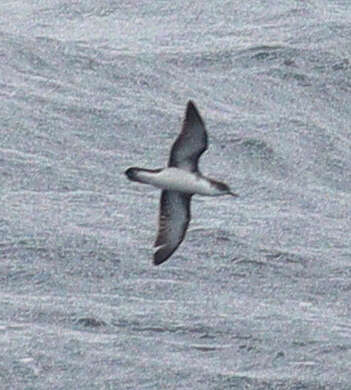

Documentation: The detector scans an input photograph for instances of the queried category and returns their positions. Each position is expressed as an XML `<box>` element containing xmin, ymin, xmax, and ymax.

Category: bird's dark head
<box><xmin>125</xmin><ymin>167</ymin><xmax>139</xmax><ymax>182</ymax></box>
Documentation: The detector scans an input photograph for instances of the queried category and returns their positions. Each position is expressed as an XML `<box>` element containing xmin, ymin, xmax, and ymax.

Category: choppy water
<box><xmin>1</xmin><ymin>1</ymin><xmax>351</xmax><ymax>389</ymax></box>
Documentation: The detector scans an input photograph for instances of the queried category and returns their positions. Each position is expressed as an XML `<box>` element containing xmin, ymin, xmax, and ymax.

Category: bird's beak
<box><xmin>229</xmin><ymin>192</ymin><xmax>239</xmax><ymax>197</ymax></box>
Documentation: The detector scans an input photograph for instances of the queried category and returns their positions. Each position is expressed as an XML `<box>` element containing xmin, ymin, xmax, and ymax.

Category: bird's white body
<box><xmin>135</xmin><ymin>167</ymin><xmax>222</xmax><ymax>196</ymax></box>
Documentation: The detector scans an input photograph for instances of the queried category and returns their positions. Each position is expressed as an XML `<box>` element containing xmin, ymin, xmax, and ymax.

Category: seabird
<box><xmin>125</xmin><ymin>101</ymin><xmax>238</xmax><ymax>265</ymax></box>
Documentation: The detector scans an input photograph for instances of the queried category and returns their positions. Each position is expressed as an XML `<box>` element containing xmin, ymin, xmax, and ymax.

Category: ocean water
<box><xmin>1</xmin><ymin>1</ymin><xmax>351</xmax><ymax>389</ymax></box>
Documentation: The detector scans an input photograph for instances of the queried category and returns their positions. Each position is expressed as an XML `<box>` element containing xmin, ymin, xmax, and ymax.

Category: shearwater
<box><xmin>125</xmin><ymin>101</ymin><xmax>238</xmax><ymax>265</ymax></box>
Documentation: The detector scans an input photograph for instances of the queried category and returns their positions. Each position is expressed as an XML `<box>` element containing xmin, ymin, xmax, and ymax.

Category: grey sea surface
<box><xmin>1</xmin><ymin>1</ymin><xmax>351</xmax><ymax>389</ymax></box>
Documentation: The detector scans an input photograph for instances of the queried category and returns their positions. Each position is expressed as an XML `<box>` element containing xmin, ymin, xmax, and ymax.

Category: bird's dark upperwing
<box><xmin>168</xmin><ymin>101</ymin><xmax>208</xmax><ymax>172</ymax></box>
<box><xmin>154</xmin><ymin>190</ymin><xmax>192</xmax><ymax>265</ymax></box>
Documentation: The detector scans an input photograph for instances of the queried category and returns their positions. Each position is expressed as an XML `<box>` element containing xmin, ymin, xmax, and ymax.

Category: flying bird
<box><xmin>125</xmin><ymin>101</ymin><xmax>238</xmax><ymax>265</ymax></box>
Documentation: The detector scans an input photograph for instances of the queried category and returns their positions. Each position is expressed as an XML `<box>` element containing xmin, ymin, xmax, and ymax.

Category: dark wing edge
<box><xmin>153</xmin><ymin>191</ymin><xmax>192</xmax><ymax>266</ymax></box>
<box><xmin>168</xmin><ymin>101</ymin><xmax>208</xmax><ymax>171</ymax></box>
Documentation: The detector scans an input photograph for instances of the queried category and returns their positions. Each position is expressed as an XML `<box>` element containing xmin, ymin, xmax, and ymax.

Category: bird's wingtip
<box><xmin>153</xmin><ymin>252</ymin><xmax>167</xmax><ymax>266</ymax></box>
<box><xmin>153</xmin><ymin>245</ymin><xmax>174</xmax><ymax>266</ymax></box>
<box><xmin>187</xmin><ymin>100</ymin><xmax>196</xmax><ymax>110</ymax></box>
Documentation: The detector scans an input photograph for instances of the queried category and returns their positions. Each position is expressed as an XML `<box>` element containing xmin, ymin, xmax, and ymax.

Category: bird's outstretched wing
<box><xmin>154</xmin><ymin>190</ymin><xmax>192</xmax><ymax>265</ymax></box>
<box><xmin>168</xmin><ymin>101</ymin><xmax>208</xmax><ymax>172</ymax></box>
